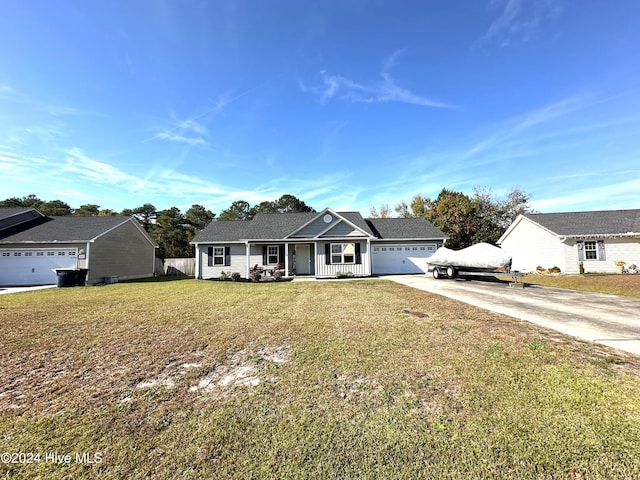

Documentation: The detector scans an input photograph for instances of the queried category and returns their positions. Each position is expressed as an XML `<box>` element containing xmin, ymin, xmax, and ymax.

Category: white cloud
<box><xmin>50</xmin><ymin>189</ymin><xmax>92</xmax><ymax>201</ymax></box>
<box><xmin>309</xmin><ymin>52</ymin><xmax>457</xmax><ymax>109</ymax></box>
<box><xmin>155</xmin><ymin>131</ymin><xmax>206</xmax><ymax>145</ymax></box>
<box><xmin>150</xmin><ymin>112</ymin><xmax>210</xmax><ymax>145</ymax></box>
<box><xmin>531</xmin><ymin>176</ymin><xmax>640</xmax><ymax>212</ymax></box>
<box><xmin>479</xmin><ymin>0</ymin><xmax>565</xmax><ymax>49</ymax></box>
<box><xmin>64</xmin><ymin>147</ymin><xmax>141</xmax><ymax>186</ymax></box>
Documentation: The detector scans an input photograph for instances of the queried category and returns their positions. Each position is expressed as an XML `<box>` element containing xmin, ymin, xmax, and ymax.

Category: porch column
<box><xmin>284</xmin><ymin>243</ymin><xmax>290</xmax><ymax>277</ymax></box>
<box><xmin>366</xmin><ymin>238</ymin><xmax>371</xmax><ymax>275</ymax></box>
<box><xmin>245</xmin><ymin>242</ymin><xmax>250</xmax><ymax>279</ymax></box>
<box><xmin>194</xmin><ymin>244</ymin><xmax>201</xmax><ymax>279</ymax></box>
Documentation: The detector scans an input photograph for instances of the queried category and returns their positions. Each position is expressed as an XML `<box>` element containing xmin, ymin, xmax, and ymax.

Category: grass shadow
<box><xmin>120</xmin><ymin>275</ymin><xmax>194</xmax><ymax>284</ymax></box>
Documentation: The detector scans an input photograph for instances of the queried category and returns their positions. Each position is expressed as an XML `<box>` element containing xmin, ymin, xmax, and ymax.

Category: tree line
<box><xmin>369</xmin><ymin>187</ymin><xmax>535</xmax><ymax>249</ymax></box>
<box><xmin>0</xmin><ymin>194</ymin><xmax>314</xmax><ymax>258</ymax></box>
<box><xmin>1</xmin><ymin>188</ymin><xmax>533</xmax><ymax>257</ymax></box>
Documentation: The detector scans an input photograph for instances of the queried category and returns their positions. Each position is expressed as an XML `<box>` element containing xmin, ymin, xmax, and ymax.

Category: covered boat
<box><xmin>427</xmin><ymin>242</ymin><xmax>512</xmax><ymax>279</ymax></box>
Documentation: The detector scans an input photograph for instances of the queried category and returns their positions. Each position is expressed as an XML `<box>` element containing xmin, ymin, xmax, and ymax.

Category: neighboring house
<box><xmin>191</xmin><ymin>208</ymin><xmax>447</xmax><ymax>279</ymax></box>
<box><xmin>498</xmin><ymin>209</ymin><xmax>640</xmax><ymax>274</ymax></box>
<box><xmin>0</xmin><ymin>208</ymin><xmax>158</xmax><ymax>286</ymax></box>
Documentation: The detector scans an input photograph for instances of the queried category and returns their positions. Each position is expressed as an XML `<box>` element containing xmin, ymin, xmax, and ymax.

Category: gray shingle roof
<box><xmin>365</xmin><ymin>217</ymin><xmax>447</xmax><ymax>240</ymax></box>
<box><xmin>0</xmin><ymin>215</ymin><xmax>135</xmax><ymax>243</ymax></box>
<box><xmin>247</xmin><ymin>212</ymin><xmax>319</xmax><ymax>239</ymax></box>
<box><xmin>525</xmin><ymin>209</ymin><xmax>640</xmax><ymax>236</ymax></box>
<box><xmin>192</xmin><ymin>219</ymin><xmax>254</xmax><ymax>242</ymax></box>
<box><xmin>192</xmin><ymin>211</ymin><xmax>446</xmax><ymax>243</ymax></box>
<box><xmin>0</xmin><ymin>207</ymin><xmax>37</xmax><ymax>219</ymax></box>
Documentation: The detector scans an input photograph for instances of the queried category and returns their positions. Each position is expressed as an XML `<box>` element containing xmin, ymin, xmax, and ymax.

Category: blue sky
<box><xmin>1</xmin><ymin>0</ymin><xmax>639</xmax><ymax>216</ymax></box>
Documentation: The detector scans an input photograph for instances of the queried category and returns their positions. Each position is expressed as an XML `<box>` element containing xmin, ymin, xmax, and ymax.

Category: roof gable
<box><xmin>286</xmin><ymin>209</ymin><xmax>374</xmax><ymax>239</ymax></box>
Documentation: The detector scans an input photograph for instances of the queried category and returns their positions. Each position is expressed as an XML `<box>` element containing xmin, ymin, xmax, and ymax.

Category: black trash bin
<box><xmin>55</xmin><ymin>268</ymin><xmax>78</xmax><ymax>287</ymax></box>
<box><xmin>75</xmin><ymin>269</ymin><xmax>89</xmax><ymax>286</ymax></box>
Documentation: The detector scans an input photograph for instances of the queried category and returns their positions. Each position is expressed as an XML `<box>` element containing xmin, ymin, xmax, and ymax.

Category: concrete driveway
<box><xmin>385</xmin><ymin>274</ymin><xmax>640</xmax><ymax>357</ymax></box>
<box><xmin>0</xmin><ymin>285</ymin><xmax>57</xmax><ymax>295</ymax></box>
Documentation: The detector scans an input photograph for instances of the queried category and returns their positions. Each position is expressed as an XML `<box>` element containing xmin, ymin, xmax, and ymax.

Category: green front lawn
<box><xmin>516</xmin><ymin>273</ymin><xmax>640</xmax><ymax>298</ymax></box>
<box><xmin>1</xmin><ymin>279</ymin><xmax>640</xmax><ymax>479</ymax></box>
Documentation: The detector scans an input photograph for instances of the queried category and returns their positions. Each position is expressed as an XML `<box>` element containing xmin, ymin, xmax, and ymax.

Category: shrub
<box><xmin>273</xmin><ymin>271</ymin><xmax>283</xmax><ymax>281</ymax></box>
<box><xmin>336</xmin><ymin>271</ymin><xmax>354</xmax><ymax>278</ymax></box>
<box><xmin>536</xmin><ymin>265</ymin><xmax>544</xmax><ymax>272</ymax></box>
<box><xmin>550</xmin><ymin>266</ymin><xmax>561</xmax><ymax>273</ymax></box>
<box><xmin>231</xmin><ymin>272</ymin><xmax>242</xmax><ymax>282</ymax></box>
<box><xmin>249</xmin><ymin>270</ymin><xmax>261</xmax><ymax>282</ymax></box>
<box><xmin>578</xmin><ymin>261</ymin><xmax>585</xmax><ymax>274</ymax></box>
<box><xmin>219</xmin><ymin>271</ymin><xmax>229</xmax><ymax>281</ymax></box>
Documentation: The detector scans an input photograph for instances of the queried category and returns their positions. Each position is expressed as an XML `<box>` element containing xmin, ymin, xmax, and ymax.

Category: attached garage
<box><xmin>371</xmin><ymin>243</ymin><xmax>437</xmax><ymax>274</ymax></box>
<box><xmin>0</xmin><ymin>248</ymin><xmax>77</xmax><ymax>286</ymax></box>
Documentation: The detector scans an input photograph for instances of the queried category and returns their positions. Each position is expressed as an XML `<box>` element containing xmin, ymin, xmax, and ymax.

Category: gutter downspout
<box><xmin>245</xmin><ymin>241</ymin><xmax>250</xmax><ymax>279</ymax></box>
<box><xmin>194</xmin><ymin>243</ymin><xmax>201</xmax><ymax>279</ymax></box>
<box><xmin>85</xmin><ymin>242</ymin><xmax>91</xmax><ymax>283</ymax></box>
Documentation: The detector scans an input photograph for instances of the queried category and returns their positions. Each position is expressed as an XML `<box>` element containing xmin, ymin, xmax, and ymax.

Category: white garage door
<box><xmin>371</xmin><ymin>244</ymin><xmax>437</xmax><ymax>274</ymax></box>
<box><xmin>0</xmin><ymin>248</ymin><xmax>77</xmax><ymax>286</ymax></box>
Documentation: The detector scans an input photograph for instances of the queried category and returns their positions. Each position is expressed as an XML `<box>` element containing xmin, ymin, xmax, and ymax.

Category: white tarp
<box><xmin>427</xmin><ymin>243</ymin><xmax>512</xmax><ymax>270</ymax></box>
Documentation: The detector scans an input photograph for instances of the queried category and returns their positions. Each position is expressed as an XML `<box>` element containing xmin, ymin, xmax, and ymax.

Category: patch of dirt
<box><xmin>135</xmin><ymin>345</ymin><xmax>291</xmax><ymax>400</ymax></box>
<box><xmin>333</xmin><ymin>372</ymin><xmax>383</xmax><ymax>401</ymax></box>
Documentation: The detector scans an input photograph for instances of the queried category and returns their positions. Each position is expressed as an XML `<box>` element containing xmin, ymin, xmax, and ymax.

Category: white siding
<box><xmin>199</xmin><ymin>244</ymin><xmax>247</xmax><ymax>279</ymax></box>
<box><xmin>500</xmin><ymin>218</ymin><xmax>564</xmax><ymax>272</ymax></box>
<box><xmin>564</xmin><ymin>238</ymin><xmax>640</xmax><ymax>274</ymax></box>
<box><xmin>315</xmin><ymin>241</ymin><xmax>369</xmax><ymax>277</ymax></box>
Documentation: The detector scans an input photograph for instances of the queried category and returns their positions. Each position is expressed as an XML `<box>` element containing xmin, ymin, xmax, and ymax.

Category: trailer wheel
<box><xmin>432</xmin><ymin>268</ymin><xmax>440</xmax><ymax>279</ymax></box>
<box><xmin>446</xmin><ymin>266</ymin><xmax>456</xmax><ymax>278</ymax></box>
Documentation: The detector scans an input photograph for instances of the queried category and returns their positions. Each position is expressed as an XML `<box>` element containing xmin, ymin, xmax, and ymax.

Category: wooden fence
<box><xmin>156</xmin><ymin>258</ymin><xmax>196</xmax><ymax>276</ymax></box>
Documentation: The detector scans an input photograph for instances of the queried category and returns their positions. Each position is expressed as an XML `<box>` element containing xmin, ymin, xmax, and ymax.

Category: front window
<box><xmin>213</xmin><ymin>247</ymin><xmax>225</xmax><ymax>265</ymax></box>
<box><xmin>584</xmin><ymin>241</ymin><xmax>598</xmax><ymax>260</ymax></box>
<box><xmin>267</xmin><ymin>246</ymin><xmax>279</xmax><ymax>265</ymax></box>
<box><xmin>331</xmin><ymin>243</ymin><xmax>355</xmax><ymax>264</ymax></box>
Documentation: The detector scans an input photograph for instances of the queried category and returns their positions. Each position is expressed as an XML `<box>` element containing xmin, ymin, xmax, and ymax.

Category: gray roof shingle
<box><xmin>0</xmin><ymin>207</ymin><xmax>37</xmax><ymax>219</ymax></box>
<box><xmin>365</xmin><ymin>217</ymin><xmax>447</xmax><ymax>240</ymax></box>
<box><xmin>525</xmin><ymin>209</ymin><xmax>640</xmax><ymax>236</ymax></box>
<box><xmin>0</xmin><ymin>215</ymin><xmax>135</xmax><ymax>243</ymax></box>
<box><xmin>192</xmin><ymin>211</ymin><xmax>446</xmax><ymax>243</ymax></box>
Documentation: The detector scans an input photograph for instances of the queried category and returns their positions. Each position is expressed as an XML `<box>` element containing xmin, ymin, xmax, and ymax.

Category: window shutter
<box><xmin>325</xmin><ymin>243</ymin><xmax>331</xmax><ymax>265</ymax></box>
<box><xmin>597</xmin><ymin>240</ymin><xmax>606</xmax><ymax>261</ymax></box>
<box><xmin>355</xmin><ymin>242</ymin><xmax>361</xmax><ymax>264</ymax></box>
<box><xmin>279</xmin><ymin>245</ymin><xmax>285</xmax><ymax>263</ymax></box>
<box><xmin>207</xmin><ymin>247</ymin><xmax>213</xmax><ymax>267</ymax></box>
<box><xmin>577</xmin><ymin>241</ymin><xmax>585</xmax><ymax>262</ymax></box>
<box><xmin>224</xmin><ymin>246</ymin><xmax>231</xmax><ymax>266</ymax></box>
<box><xmin>262</xmin><ymin>246</ymin><xmax>267</xmax><ymax>265</ymax></box>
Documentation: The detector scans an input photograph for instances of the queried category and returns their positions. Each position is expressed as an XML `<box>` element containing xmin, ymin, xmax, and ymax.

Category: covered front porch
<box><xmin>244</xmin><ymin>242</ymin><xmax>316</xmax><ymax>278</ymax></box>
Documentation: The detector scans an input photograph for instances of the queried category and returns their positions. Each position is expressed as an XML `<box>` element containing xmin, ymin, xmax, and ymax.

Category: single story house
<box><xmin>498</xmin><ymin>209</ymin><xmax>640</xmax><ymax>274</ymax></box>
<box><xmin>0</xmin><ymin>207</ymin><xmax>158</xmax><ymax>286</ymax></box>
<box><xmin>191</xmin><ymin>208</ymin><xmax>447</xmax><ymax>279</ymax></box>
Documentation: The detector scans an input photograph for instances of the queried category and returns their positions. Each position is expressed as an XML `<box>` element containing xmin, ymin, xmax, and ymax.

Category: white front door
<box><xmin>296</xmin><ymin>244</ymin><xmax>312</xmax><ymax>275</ymax></box>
